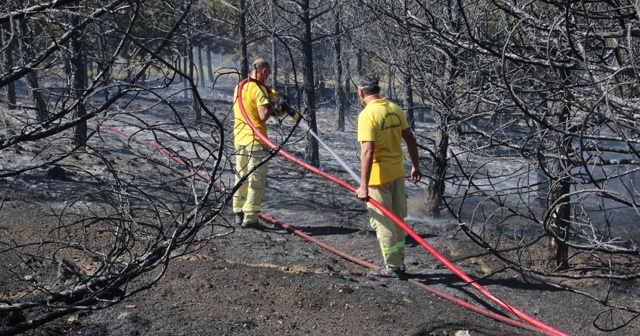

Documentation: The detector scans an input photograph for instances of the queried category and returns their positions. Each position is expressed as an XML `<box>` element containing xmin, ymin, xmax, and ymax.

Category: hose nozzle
<box><xmin>279</xmin><ymin>99</ymin><xmax>300</xmax><ymax>121</ymax></box>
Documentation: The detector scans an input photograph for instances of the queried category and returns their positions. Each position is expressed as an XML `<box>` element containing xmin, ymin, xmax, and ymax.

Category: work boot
<box><xmin>241</xmin><ymin>220</ymin><xmax>259</xmax><ymax>229</ymax></box>
<box><xmin>234</xmin><ymin>213</ymin><xmax>244</xmax><ymax>226</ymax></box>
<box><xmin>369</xmin><ymin>268</ymin><xmax>401</xmax><ymax>279</ymax></box>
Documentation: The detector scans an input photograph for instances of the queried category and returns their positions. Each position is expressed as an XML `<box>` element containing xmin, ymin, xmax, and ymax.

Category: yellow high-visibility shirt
<box><xmin>233</xmin><ymin>80</ymin><xmax>271</xmax><ymax>146</ymax></box>
<box><xmin>357</xmin><ymin>98</ymin><xmax>409</xmax><ymax>186</ymax></box>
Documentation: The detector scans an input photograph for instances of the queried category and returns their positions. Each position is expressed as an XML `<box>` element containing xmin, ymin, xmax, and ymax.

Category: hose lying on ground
<box><xmin>235</xmin><ymin>77</ymin><xmax>569</xmax><ymax>336</ymax></box>
<box><xmin>99</xmin><ymin>80</ymin><xmax>569</xmax><ymax>335</ymax></box>
<box><xmin>102</xmin><ymin>118</ymin><xmax>550</xmax><ymax>334</ymax></box>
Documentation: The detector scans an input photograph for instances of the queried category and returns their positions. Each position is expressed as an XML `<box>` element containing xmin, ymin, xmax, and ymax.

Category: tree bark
<box><xmin>355</xmin><ymin>49</ymin><xmax>362</xmax><ymax>76</ymax></box>
<box><xmin>239</xmin><ymin>0</ymin><xmax>248</xmax><ymax>79</ymax></box>
<box><xmin>426</xmin><ymin>108</ymin><xmax>448</xmax><ymax>217</ymax></box>
<box><xmin>403</xmin><ymin>72</ymin><xmax>414</xmax><ymax>131</ymax></box>
<box><xmin>1</xmin><ymin>20</ymin><xmax>17</xmax><ymax>110</ymax></box>
<box><xmin>417</xmin><ymin>93</ymin><xmax>427</xmax><ymax>123</ymax></box>
<box><xmin>333</xmin><ymin>10</ymin><xmax>344</xmax><ymax>132</ymax></box>
<box><xmin>97</xmin><ymin>22</ymin><xmax>112</xmax><ymax>101</ymax></box>
<box><xmin>70</xmin><ymin>15</ymin><xmax>87</xmax><ymax>148</ymax></box>
<box><xmin>269</xmin><ymin>9</ymin><xmax>278</xmax><ymax>90</ymax></box>
<box><xmin>18</xmin><ymin>13</ymin><xmax>47</xmax><ymax>121</ymax></box>
<box><xmin>547</xmin><ymin>68</ymin><xmax>572</xmax><ymax>270</ymax></box>
<box><xmin>182</xmin><ymin>43</ymin><xmax>189</xmax><ymax>100</ymax></box>
<box><xmin>548</xmin><ymin>166</ymin><xmax>571</xmax><ymax>270</ymax></box>
<box><xmin>271</xmin><ymin>37</ymin><xmax>278</xmax><ymax>90</ymax></box>
<box><xmin>425</xmin><ymin>54</ymin><xmax>458</xmax><ymax>217</ymax></box>
<box><xmin>197</xmin><ymin>44</ymin><xmax>205</xmax><ymax>88</ymax></box>
<box><xmin>188</xmin><ymin>42</ymin><xmax>201</xmax><ymax>120</ymax></box>
<box><xmin>206</xmin><ymin>43</ymin><xmax>214</xmax><ymax>84</ymax></box>
<box><xmin>302</xmin><ymin>0</ymin><xmax>319</xmax><ymax>167</ymax></box>
<box><xmin>387</xmin><ymin>63</ymin><xmax>394</xmax><ymax>101</ymax></box>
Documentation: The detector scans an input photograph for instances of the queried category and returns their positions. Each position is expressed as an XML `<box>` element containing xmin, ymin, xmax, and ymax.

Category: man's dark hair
<box><xmin>358</xmin><ymin>74</ymin><xmax>380</xmax><ymax>95</ymax></box>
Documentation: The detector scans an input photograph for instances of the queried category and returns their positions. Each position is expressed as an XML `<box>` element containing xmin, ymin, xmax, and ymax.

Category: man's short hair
<box><xmin>252</xmin><ymin>58</ymin><xmax>270</xmax><ymax>71</ymax></box>
<box><xmin>358</xmin><ymin>74</ymin><xmax>380</xmax><ymax>94</ymax></box>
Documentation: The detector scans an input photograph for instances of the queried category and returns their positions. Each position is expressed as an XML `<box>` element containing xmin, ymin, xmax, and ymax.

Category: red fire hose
<box><xmin>236</xmin><ymin>77</ymin><xmax>569</xmax><ymax>336</ymax></box>
<box><xmin>259</xmin><ymin>214</ymin><xmax>550</xmax><ymax>334</ymax></box>
<box><xmin>99</xmin><ymin>119</ymin><xmax>557</xmax><ymax>334</ymax></box>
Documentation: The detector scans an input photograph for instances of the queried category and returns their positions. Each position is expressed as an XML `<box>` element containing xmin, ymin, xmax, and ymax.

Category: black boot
<box><xmin>234</xmin><ymin>213</ymin><xmax>244</xmax><ymax>226</ymax></box>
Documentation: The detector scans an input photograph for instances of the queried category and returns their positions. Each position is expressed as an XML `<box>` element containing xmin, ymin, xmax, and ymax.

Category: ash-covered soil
<box><xmin>2</xmin><ymin>168</ymin><xmax>638</xmax><ymax>336</ymax></box>
<box><xmin>2</xmin><ymin>91</ymin><xmax>639</xmax><ymax>336</ymax></box>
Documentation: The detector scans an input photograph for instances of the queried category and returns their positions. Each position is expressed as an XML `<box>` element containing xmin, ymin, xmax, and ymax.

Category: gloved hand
<box><xmin>277</xmin><ymin>94</ymin><xmax>300</xmax><ymax>121</ymax></box>
<box><xmin>269</xmin><ymin>91</ymin><xmax>283</xmax><ymax>115</ymax></box>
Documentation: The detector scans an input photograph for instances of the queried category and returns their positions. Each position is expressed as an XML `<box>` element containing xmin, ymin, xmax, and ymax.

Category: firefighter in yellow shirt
<box><xmin>355</xmin><ymin>73</ymin><xmax>422</xmax><ymax>278</ymax></box>
<box><xmin>232</xmin><ymin>58</ymin><xmax>282</xmax><ymax>228</ymax></box>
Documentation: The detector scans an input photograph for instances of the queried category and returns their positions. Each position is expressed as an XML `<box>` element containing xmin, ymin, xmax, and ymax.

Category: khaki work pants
<box><xmin>366</xmin><ymin>177</ymin><xmax>407</xmax><ymax>271</ymax></box>
<box><xmin>233</xmin><ymin>144</ymin><xmax>269</xmax><ymax>223</ymax></box>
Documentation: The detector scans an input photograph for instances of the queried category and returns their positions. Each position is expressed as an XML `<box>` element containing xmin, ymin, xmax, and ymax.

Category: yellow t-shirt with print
<box><xmin>233</xmin><ymin>80</ymin><xmax>272</xmax><ymax>146</ymax></box>
<box><xmin>357</xmin><ymin>98</ymin><xmax>409</xmax><ymax>186</ymax></box>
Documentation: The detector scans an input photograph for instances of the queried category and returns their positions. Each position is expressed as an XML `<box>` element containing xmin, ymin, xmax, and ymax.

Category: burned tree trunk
<box><xmin>206</xmin><ymin>43</ymin><xmax>214</xmax><ymax>83</ymax></box>
<box><xmin>333</xmin><ymin>9</ymin><xmax>344</xmax><ymax>132</ymax></box>
<box><xmin>1</xmin><ymin>19</ymin><xmax>17</xmax><ymax>110</ymax></box>
<box><xmin>546</xmin><ymin>68</ymin><xmax>573</xmax><ymax>270</ymax></box>
<box><xmin>404</xmin><ymin>72</ymin><xmax>414</xmax><ymax>131</ymax></box>
<box><xmin>239</xmin><ymin>0</ymin><xmax>248</xmax><ymax>79</ymax></box>
<box><xmin>69</xmin><ymin>14</ymin><xmax>87</xmax><ymax>147</ymax></box>
<box><xmin>18</xmin><ymin>14</ymin><xmax>47</xmax><ymax>121</ymax></box>
<box><xmin>426</xmin><ymin>108</ymin><xmax>448</xmax><ymax>217</ymax></box>
<box><xmin>302</xmin><ymin>0</ymin><xmax>319</xmax><ymax>167</ymax></box>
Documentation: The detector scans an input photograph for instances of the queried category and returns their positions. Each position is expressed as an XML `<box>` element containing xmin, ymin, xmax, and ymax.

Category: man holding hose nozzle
<box><xmin>355</xmin><ymin>73</ymin><xmax>422</xmax><ymax>279</ymax></box>
<box><xmin>232</xmin><ymin>58</ymin><xmax>299</xmax><ymax>228</ymax></box>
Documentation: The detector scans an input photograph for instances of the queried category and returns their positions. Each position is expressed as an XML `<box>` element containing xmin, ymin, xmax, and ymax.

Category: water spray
<box><xmin>278</xmin><ymin>96</ymin><xmax>360</xmax><ymax>184</ymax></box>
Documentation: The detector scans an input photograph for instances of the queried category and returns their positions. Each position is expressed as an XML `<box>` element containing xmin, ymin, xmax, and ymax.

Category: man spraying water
<box><xmin>231</xmin><ymin>58</ymin><xmax>298</xmax><ymax>228</ymax></box>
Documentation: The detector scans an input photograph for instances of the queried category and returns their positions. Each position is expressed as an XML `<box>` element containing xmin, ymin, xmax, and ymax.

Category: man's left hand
<box><xmin>355</xmin><ymin>186</ymin><xmax>369</xmax><ymax>201</ymax></box>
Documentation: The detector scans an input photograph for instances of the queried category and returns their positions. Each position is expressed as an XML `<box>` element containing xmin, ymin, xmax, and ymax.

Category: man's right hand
<box><xmin>411</xmin><ymin>167</ymin><xmax>422</xmax><ymax>184</ymax></box>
